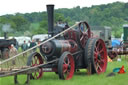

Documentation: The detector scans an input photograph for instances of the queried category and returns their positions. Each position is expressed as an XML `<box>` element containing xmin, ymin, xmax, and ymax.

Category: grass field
<box><xmin>0</xmin><ymin>56</ymin><xmax>128</xmax><ymax>85</ymax></box>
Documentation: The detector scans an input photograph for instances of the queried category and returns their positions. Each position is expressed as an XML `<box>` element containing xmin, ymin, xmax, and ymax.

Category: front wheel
<box><xmin>58</xmin><ymin>52</ymin><xmax>75</xmax><ymax>80</ymax></box>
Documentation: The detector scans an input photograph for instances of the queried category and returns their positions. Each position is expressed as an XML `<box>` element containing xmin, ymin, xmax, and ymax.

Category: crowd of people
<box><xmin>21</xmin><ymin>40</ymin><xmax>37</xmax><ymax>57</ymax></box>
<box><xmin>2</xmin><ymin>39</ymin><xmax>39</xmax><ymax>65</ymax></box>
<box><xmin>8</xmin><ymin>39</ymin><xmax>39</xmax><ymax>59</ymax></box>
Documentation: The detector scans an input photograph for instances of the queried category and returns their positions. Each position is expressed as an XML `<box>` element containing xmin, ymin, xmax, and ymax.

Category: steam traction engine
<box><xmin>108</xmin><ymin>24</ymin><xmax>128</xmax><ymax>59</ymax></box>
<box><xmin>0</xmin><ymin>38</ymin><xmax>16</xmax><ymax>59</ymax></box>
<box><xmin>27</xmin><ymin>5</ymin><xmax>107</xmax><ymax>80</ymax></box>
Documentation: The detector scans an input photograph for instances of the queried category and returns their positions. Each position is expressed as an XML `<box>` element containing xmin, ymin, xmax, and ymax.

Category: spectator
<box><xmin>9</xmin><ymin>44</ymin><xmax>18</xmax><ymax>65</ymax></box>
<box><xmin>29</xmin><ymin>40</ymin><xmax>37</xmax><ymax>53</ymax></box>
<box><xmin>28</xmin><ymin>40</ymin><xmax>31</xmax><ymax>47</ymax></box>
<box><xmin>21</xmin><ymin>40</ymin><xmax>28</xmax><ymax>57</ymax></box>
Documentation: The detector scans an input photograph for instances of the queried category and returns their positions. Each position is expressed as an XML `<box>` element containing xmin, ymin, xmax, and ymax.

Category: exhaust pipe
<box><xmin>46</xmin><ymin>5</ymin><xmax>54</xmax><ymax>37</ymax></box>
<box><xmin>4</xmin><ymin>32</ymin><xmax>7</xmax><ymax>39</ymax></box>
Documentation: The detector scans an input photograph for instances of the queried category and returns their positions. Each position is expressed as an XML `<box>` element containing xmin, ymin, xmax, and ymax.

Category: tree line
<box><xmin>0</xmin><ymin>1</ymin><xmax>128</xmax><ymax>37</ymax></box>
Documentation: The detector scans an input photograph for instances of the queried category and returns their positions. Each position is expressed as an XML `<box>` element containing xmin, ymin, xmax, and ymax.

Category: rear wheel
<box><xmin>58</xmin><ymin>52</ymin><xmax>74</xmax><ymax>80</ymax></box>
<box><xmin>27</xmin><ymin>52</ymin><xmax>44</xmax><ymax>79</ymax></box>
<box><xmin>85</xmin><ymin>38</ymin><xmax>107</xmax><ymax>74</ymax></box>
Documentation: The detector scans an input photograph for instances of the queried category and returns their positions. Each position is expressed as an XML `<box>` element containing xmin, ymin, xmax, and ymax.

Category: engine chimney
<box><xmin>4</xmin><ymin>32</ymin><xmax>7</xmax><ymax>39</ymax></box>
<box><xmin>46</xmin><ymin>5</ymin><xmax>54</xmax><ymax>37</ymax></box>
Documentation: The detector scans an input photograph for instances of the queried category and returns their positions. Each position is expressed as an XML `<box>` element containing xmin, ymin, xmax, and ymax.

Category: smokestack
<box><xmin>4</xmin><ymin>32</ymin><xmax>7</xmax><ymax>39</ymax></box>
<box><xmin>123</xmin><ymin>24</ymin><xmax>128</xmax><ymax>41</ymax></box>
<box><xmin>46</xmin><ymin>5</ymin><xmax>54</xmax><ymax>37</ymax></box>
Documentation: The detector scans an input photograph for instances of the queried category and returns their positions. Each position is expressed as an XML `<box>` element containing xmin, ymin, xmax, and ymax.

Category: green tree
<box><xmin>0</xmin><ymin>1</ymin><xmax>128</xmax><ymax>37</ymax></box>
<box><xmin>11</xmin><ymin>15</ymin><xmax>30</xmax><ymax>31</ymax></box>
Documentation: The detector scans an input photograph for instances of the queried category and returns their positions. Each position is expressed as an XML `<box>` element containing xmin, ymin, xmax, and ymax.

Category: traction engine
<box><xmin>108</xmin><ymin>24</ymin><xmax>128</xmax><ymax>59</ymax></box>
<box><xmin>27</xmin><ymin>5</ymin><xmax>107</xmax><ymax>80</ymax></box>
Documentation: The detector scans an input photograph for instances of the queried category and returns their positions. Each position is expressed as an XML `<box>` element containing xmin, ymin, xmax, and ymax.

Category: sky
<box><xmin>0</xmin><ymin>0</ymin><xmax>128</xmax><ymax>16</ymax></box>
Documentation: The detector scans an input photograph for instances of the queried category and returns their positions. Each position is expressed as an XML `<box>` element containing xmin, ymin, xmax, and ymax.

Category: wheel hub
<box><xmin>68</xmin><ymin>65</ymin><xmax>71</xmax><ymax>70</ymax></box>
<box><xmin>98</xmin><ymin>54</ymin><xmax>101</xmax><ymax>60</ymax></box>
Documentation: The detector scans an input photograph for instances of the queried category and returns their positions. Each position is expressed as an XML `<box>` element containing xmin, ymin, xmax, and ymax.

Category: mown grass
<box><xmin>0</xmin><ymin>56</ymin><xmax>128</xmax><ymax>85</ymax></box>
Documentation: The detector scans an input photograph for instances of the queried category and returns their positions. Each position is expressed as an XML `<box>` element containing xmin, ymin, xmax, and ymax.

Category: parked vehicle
<box><xmin>32</xmin><ymin>34</ymin><xmax>48</xmax><ymax>42</ymax></box>
<box><xmin>0</xmin><ymin>38</ymin><xmax>16</xmax><ymax>59</ymax></box>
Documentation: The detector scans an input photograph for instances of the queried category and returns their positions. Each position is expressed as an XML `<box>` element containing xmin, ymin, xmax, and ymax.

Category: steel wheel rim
<box><xmin>31</xmin><ymin>54</ymin><xmax>43</xmax><ymax>79</ymax></box>
<box><xmin>63</xmin><ymin>54</ymin><xmax>74</xmax><ymax>80</ymax></box>
<box><xmin>93</xmin><ymin>39</ymin><xmax>107</xmax><ymax>74</ymax></box>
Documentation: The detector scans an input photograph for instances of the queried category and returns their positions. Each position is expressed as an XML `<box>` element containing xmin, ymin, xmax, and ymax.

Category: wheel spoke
<box><xmin>64</xmin><ymin>59</ymin><xmax>67</xmax><ymax>64</ymax></box>
<box><xmin>35</xmin><ymin>57</ymin><xmax>38</xmax><ymax>64</ymax></box>
<box><xmin>63</xmin><ymin>69</ymin><xmax>67</xmax><ymax>73</ymax></box>
<box><xmin>100</xmin><ymin>54</ymin><xmax>105</xmax><ymax>59</ymax></box>
<box><xmin>95</xmin><ymin>46</ymin><xmax>98</xmax><ymax>52</ymax></box>
<box><xmin>98</xmin><ymin>65</ymin><xmax>102</xmax><ymax>72</ymax></box>
<box><xmin>97</xmin><ymin>42</ymin><xmax>101</xmax><ymax>51</ymax></box>
<box><xmin>67</xmin><ymin>58</ymin><xmax>70</xmax><ymax>65</ymax></box>
<box><xmin>94</xmin><ymin>51</ymin><xmax>97</xmax><ymax>55</ymax></box>
<box><xmin>34</xmin><ymin>72</ymin><xmax>37</xmax><ymax>78</ymax></box>
<box><xmin>94</xmin><ymin>59</ymin><xmax>98</xmax><ymax>64</ymax></box>
<box><xmin>97</xmin><ymin>58</ymin><xmax>104</xmax><ymax>64</ymax></box>
<box><xmin>96</xmin><ymin>63</ymin><xmax>102</xmax><ymax>72</ymax></box>
<box><xmin>63</xmin><ymin>64</ymin><xmax>68</xmax><ymax>73</ymax></box>
<box><xmin>80</xmin><ymin>35</ymin><xmax>84</xmax><ymax>41</ymax></box>
<box><xmin>94</xmin><ymin>51</ymin><xmax>98</xmax><ymax>58</ymax></box>
<box><xmin>99</xmin><ymin>48</ymin><xmax>104</xmax><ymax>54</ymax></box>
<box><xmin>100</xmin><ymin>59</ymin><xmax>104</xmax><ymax>64</ymax></box>
<box><xmin>67</xmin><ymin>70</ymin><xmax>70</xmax><ymax>76</ymax></box>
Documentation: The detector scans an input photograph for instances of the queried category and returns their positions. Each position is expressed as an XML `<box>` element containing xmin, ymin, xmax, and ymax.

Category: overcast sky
<box><xmin>0</xmin><ymin>0</ymin><xmax>128</xmax><ymax>16</ymax></box>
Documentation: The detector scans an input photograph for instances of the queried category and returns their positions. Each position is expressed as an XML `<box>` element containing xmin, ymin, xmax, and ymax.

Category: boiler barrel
<box><xmin>40</xmin><ymin>40</ymin><xmax>78</xmax><ymax>61</ymax></box>
<box><xmin>40</xmin><ymin>40</ymin><xmax>70</xmax><ymax>60</ymax></box>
